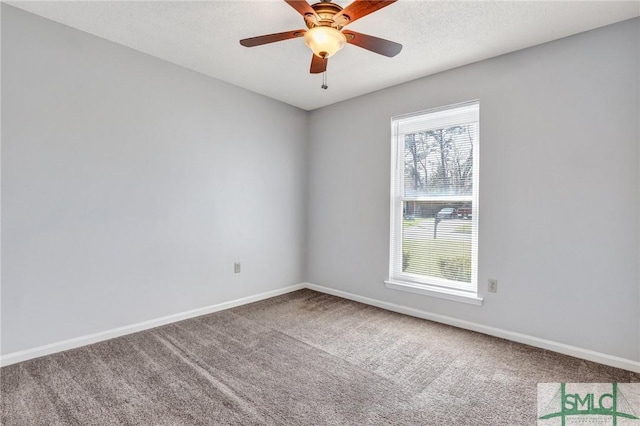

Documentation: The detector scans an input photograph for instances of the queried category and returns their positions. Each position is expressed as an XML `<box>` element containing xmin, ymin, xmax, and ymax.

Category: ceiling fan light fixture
<box><xmin>303</xmin><ymin>26</ymin><xmax>346</xmax><ymax>58</ymax></box>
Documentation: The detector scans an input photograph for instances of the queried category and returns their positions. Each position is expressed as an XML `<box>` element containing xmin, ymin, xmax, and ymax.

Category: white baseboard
<box><xmin>0</xmin><ymin>283</ymin><xmax>305</xmax><ymax>367</ymax></box>
<box><xmin>304</xmin><ymin>283</ymin><xmax>640</xmax><ymax>374</ymax></box>
<box><xmin>4</xmin><ymin>281</ymin><xmax>639</xmax><ymax>374</ymax></box>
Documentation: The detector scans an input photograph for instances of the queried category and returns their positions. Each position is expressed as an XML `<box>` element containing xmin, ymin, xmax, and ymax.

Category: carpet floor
<box><xmin>1</xmin><ymin>289</ymin><xmax>638</xmax><ymax>425</ymax></box>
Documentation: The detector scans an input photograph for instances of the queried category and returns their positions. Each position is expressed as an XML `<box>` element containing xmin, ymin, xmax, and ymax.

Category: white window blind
<box><xmin>389</xmin><ymin>101</ymin><xmax>479</xmax><ymax>297</ymax></box>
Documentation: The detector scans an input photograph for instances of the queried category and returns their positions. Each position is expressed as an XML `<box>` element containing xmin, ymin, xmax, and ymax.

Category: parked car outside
<box><xmin>436</xmin><ymin>207</ymin><xmax>457</xmax><ymax>219</ymax></box>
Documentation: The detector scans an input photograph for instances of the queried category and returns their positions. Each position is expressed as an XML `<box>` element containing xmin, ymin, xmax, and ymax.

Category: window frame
<box><xmin>386</xmin><ymin>101</ymin><xmax>482</xmax><ymax>305</ymax></box>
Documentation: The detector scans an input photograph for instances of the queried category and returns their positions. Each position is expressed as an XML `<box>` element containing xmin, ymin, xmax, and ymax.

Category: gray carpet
<box><xmin>1</xmin><ymin>289</ymin><xmax>638</xmax><ymax>425</ymax></box>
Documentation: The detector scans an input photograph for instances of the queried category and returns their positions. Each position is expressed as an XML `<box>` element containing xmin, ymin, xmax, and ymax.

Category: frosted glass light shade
<box><xmin>304</xmin><ymin>27</ymin><xmax>346</xmax><ymax>58</ymax></box>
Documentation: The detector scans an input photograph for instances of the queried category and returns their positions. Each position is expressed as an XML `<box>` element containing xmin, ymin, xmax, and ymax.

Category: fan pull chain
<box><xmin>321</xmin><ymin>70</ymin><xmax>328</xmax><ymax>90</ymax></box>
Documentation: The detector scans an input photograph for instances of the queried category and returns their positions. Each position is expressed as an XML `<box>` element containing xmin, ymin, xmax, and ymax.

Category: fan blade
<box><xmin>285</xmin><ymin>0</ymin><xmax>317</xmax><ymax>17</ymax></box>
<box><xmin>334</xmin><ymin>0</ymin><xmax>397</xmax><ymax>25</ymax></box>
<box><xmin>310</xmin><ymin>54</ymin><xmax>327</xmax><ymax>74</ymax></box>
<box><xmin>240</xmin><ymin>30</ymin><xmax>305</xmax><ymax>47</ymax></box>
<box><xmin>343</xmin><ymin>30</ymin><xmax>402</xmax><ymax>57</ymax></box>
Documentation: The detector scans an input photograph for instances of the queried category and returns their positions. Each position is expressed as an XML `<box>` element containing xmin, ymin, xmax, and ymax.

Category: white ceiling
<box><xmin>7</xmin><ymin>1</ymin><xmax>640</xmax><ymax>111</ymax></box>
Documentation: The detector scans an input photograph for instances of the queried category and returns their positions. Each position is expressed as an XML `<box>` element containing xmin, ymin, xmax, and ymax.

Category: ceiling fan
<box><xmin>239</xmin><ymin>0</ymin><xmax>402</xmax><ymax>77</ymax></box>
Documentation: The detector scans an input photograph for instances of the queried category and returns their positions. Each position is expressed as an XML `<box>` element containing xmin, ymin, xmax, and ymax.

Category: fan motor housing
<box><xmin>306</xmin><ymin>1</ymin><xmax>346</xmax><ymax>29</ymax></box>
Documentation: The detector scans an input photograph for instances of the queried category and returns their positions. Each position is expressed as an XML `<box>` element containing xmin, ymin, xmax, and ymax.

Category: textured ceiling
<box><xmin>7</xmin><ymin>1</ymin><xmax>640</xmax><ymax>111</ymax></box>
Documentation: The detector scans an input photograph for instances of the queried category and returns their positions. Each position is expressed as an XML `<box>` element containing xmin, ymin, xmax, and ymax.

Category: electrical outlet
<box><xmin>488</xmin><ymin>279</ymin><xmax>498</xmax><ymax>293</ymax></box>
<box><xmin>234</xmin><ymin>262</ymin><xmax>241</xmax><ymax>273</ymax></box>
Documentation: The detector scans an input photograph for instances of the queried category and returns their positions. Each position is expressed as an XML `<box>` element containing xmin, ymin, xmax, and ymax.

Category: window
<box><xmin>387</xmin><ymin>101</ymin><xmax>480</xmax><ymax>304</ymax></box>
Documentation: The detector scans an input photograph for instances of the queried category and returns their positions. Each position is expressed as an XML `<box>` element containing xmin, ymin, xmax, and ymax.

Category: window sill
<box><xmin>385</xmin><ymin>280</ymin><xmax>483</xmax><ymax>306</ymax></box>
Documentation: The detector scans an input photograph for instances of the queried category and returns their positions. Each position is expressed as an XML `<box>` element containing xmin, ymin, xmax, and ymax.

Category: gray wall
<box><xmin>1</xmin><ymin>5</ymin><xmax>308</xmax><ymax>355</ymax></box>
<box><xmin>3</xmin><ymin>4</ymin><xmax>639</xmax><ymax>364</ymax></box>
<box><xmin>307</xmin><ymin>18</ymin><xmax>640</xmax><ymax>361</ymax></box>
